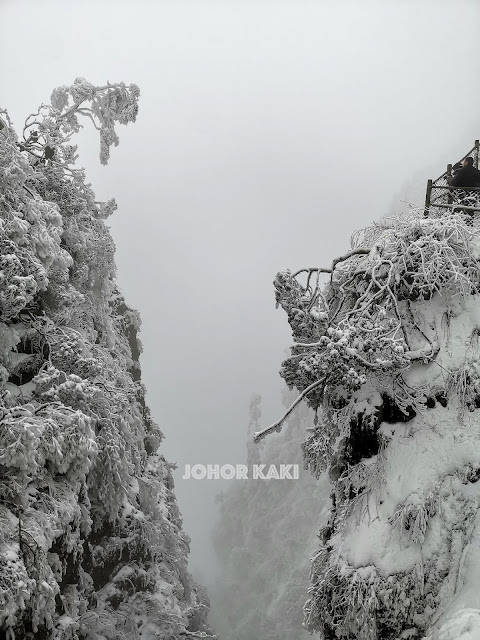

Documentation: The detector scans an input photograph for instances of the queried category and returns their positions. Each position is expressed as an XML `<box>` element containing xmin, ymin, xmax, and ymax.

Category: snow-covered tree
<box><xmin>255</xmin><ymin>210</ymin><xmax>480</xmax><ymax>639</ymax></box>
<box><xmin>0</xmin><ymin>79</ymin><xmax>215</xmax><ymax>640</ymax></box>
<box><xmin>211</xmin><ymin>392</ymin><xmax>330</xmax><ymax>640</ymax></box>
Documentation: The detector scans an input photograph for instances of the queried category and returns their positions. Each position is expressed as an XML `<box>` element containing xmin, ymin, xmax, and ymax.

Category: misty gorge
<box><xmin>1</xmin><ymin>3</ymin><xmax>480</xmax><ymax>640</ymax></box>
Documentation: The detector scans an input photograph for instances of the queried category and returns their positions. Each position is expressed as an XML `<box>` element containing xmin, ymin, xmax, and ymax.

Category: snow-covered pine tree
<box><xmin>0</xmin><ymin>79</ymin><xmax>215</xmax><ymax>640</ymax></box>
<box><xmin>255</xmin><ymin>210</ymin><xmax>480</xmax><ymax>640</ymax></box>
<box><xmin>211</xmin><ymin>392</ymin><xmax>330</xmax><ymax>640</ymax></box>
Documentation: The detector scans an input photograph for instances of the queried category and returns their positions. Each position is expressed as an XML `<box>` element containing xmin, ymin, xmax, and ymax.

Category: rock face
<box><xmin>211</xmin><ymin>392</ymin><xmax>330</xmax><ymax>640</ymax></box>
<box><xmin>260</xmin><ymin>212</ymin><xmax>480</xmax><ymax>639</ymax></box>
<box><xmin>0</xmin><ymin>82</ymin><xmax>215</xmax><ymax>639</ymax></box>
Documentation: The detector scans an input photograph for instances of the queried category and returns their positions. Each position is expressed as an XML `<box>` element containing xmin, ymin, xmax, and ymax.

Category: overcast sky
<box><xmin>1</xmin><ymin>0</ymin><xmax>480</xmax><ymax>585</ymax></box>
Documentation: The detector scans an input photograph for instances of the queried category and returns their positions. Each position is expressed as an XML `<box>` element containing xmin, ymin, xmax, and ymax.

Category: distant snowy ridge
<box><xmin>0</xmin><ymin>80</ymin><xmax>215</xmax><ymax>640</ymax></box>
<box><xmin>257</xmin><ymin>210</ymin><xmax>480</xmax><ymax>639</ymax></box>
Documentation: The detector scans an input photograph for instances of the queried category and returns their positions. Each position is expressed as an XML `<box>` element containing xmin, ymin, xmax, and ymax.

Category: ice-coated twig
<box><xmin>292</xmin><ymin>267</ymin><xmax>332</xmax><ymax>278</ymax></box>
<box><xmin>253</xmin><ymin>379</ymin><xmax>323</xmax><ymax>443</ymax></box>
<box><xmin>330</xmin><ymin>248</ymin><xmax>371</xmax><ymax>280</ymax></box>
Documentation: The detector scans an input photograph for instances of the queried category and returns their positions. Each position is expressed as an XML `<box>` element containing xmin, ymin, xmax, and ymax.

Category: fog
<box><xmin>1</xmin><ymin>0</ymin><xmax>479</xmax><ymax>590</ymax></box>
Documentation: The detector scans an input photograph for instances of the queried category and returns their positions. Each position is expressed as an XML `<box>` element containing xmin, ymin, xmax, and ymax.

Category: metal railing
<box><xmin>424</xmin><ymin>140</ymin><xmax>480</xmax><ymax>217</ymax></box>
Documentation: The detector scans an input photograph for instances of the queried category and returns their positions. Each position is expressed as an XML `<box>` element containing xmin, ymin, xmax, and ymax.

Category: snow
<box><xmin>338</xmin><ymin>302</ymin><xmax>480</xmax><ymax>623</ymax></box>
<box><xmin>425</xmin><ymin>609</ymin><xmax>480</xmax><ymax>640</ymax></box>
<box><xmin>404</xmin><ymin>292</ymin><xmax>480</xmax><ymax>390</ymax></box>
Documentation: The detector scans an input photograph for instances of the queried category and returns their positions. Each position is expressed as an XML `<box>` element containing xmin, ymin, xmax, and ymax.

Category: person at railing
<box><xmin>447</xmin><ymin>157</ymin><xmax>480</xmax><ymax>223</ymax></box>
<box><xmin>448</xmin><ymin>156</ymin><xmax>480</xmax><ymax>188</ymax></box>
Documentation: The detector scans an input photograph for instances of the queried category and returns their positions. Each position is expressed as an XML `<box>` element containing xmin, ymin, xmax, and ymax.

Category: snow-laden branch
<box><xmin>254</xmin><ymin>335</ymin><xmax>439</xmax><ymax>444</ymax></box>
<box><xmin>20</xmin><ymin>77</ymin><xmax>140</xmax><ymax>167</ymax></box>
<box><xmin>291</xmin><ymin>249</ymin><xmax>371</xmax><ymax>289</ymax></box>
<box><xmin>253</xmin><ymin>379</ymin><xmax>323</xmax><ymax>443</ymax></box>
<box><xmin>330</xmin><ymin>247</ymin><xmax>371</xmax><ymax>277</ymax></box>
<box><xmin>259</xmin><ymin>213</ymin><xmax>476</xmax><ymax>448</ymax></box>
<box><xmin>404</xmin><ymin>341</ymin><xmax>440</xmax><ymax>362</ymax></box>
<box><xmin>292</xmin><ymin>267</ymin><xmax>332</xmax><ymax>278</ymax></box>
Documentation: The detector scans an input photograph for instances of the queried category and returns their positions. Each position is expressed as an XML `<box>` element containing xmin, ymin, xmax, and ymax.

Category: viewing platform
<box><xmin>424</xmin><ymin>140</ymin><xmax>480</xmax><ymax>217</ymax></box>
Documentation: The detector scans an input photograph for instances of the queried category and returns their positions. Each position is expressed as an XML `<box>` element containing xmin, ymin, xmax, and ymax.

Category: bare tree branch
<box><xmin>330</xmin><ymin>248</ymin><xmax>371</xmax><ymax>277</ymax></box>
<box><xmin>253</xmin><ymin>379</ymin><xmax>323</xmax><ymax>443</ymax></box>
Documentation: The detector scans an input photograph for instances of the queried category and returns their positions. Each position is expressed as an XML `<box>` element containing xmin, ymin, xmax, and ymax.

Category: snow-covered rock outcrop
<box><xmin>0</xmin><ymin>80</ymin><xmax>215</xmax><ymax>640</ymax></box>
<box><xmin>255</xmin><ymin>212</ymin><xmax>480</xmax><ymax>639</ymax></box>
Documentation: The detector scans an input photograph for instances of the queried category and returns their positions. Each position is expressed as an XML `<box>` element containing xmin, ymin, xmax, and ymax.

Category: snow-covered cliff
<box><xmin>0</xmin><ymin>80</ymin><xmax>215</xmax><ymax>640</ymax></box>
<box><xmin>255</xmin><ymin>210</ymin><xmax>480</xmax><ymax>639</ymax></box>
